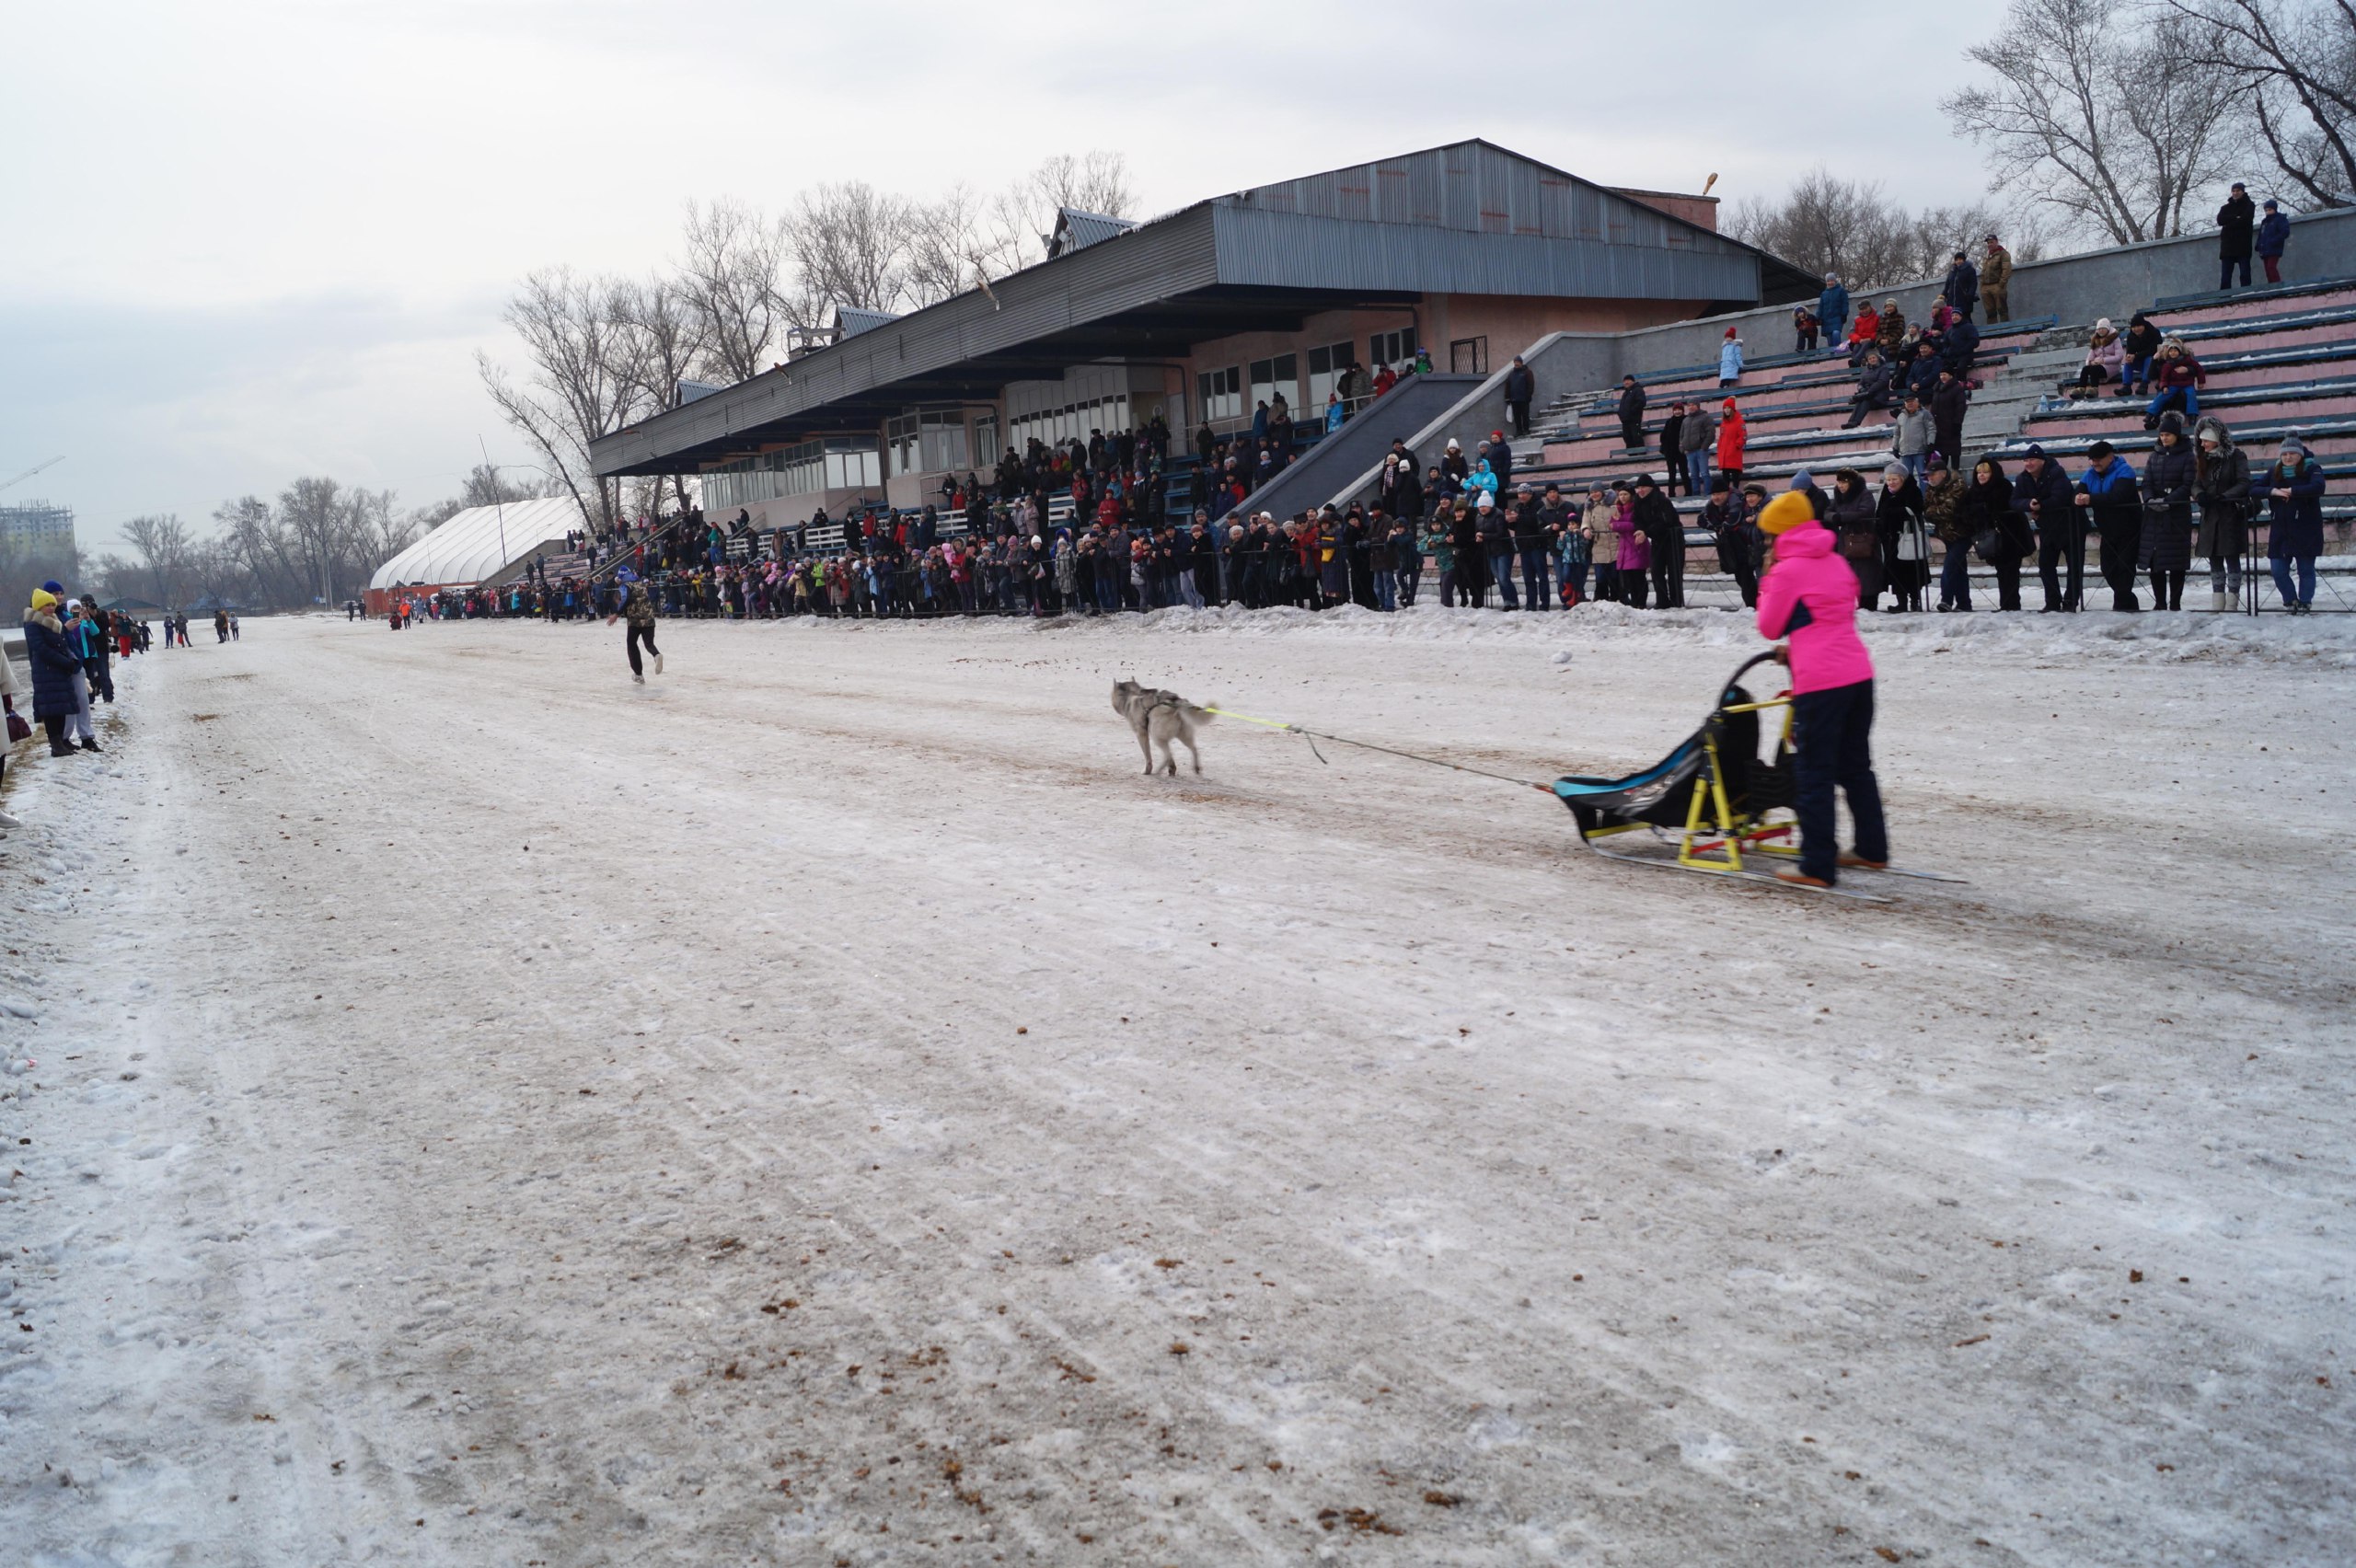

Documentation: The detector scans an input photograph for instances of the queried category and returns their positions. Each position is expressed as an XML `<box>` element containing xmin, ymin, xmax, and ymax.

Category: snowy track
<box><xmin>3</xmin><ymin>607</ymin><xmax>2351</xmax><ymax>1565</ymax></box>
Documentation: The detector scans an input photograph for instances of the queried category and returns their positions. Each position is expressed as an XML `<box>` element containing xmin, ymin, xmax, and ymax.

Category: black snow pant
<box><xmin>1792</xmin><ymin>678</ymin><xmax>1888</xmax><ymax>884</ymax></box>
<box><xmin>2038</xmin><ymin>527</ymin><xmax>2084</xmax><ymax>610</ymax></box>
<box><xmin>2096</xmin><ymin>520</ymin><xmax>2142</xmax><ymax>610</ymax></box>
<box><xmin>627</xmin><ymin>622</ymin><xmax>660</xmax><ymax>675</ymax></box>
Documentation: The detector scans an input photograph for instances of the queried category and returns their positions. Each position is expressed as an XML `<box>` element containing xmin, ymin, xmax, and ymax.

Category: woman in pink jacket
<box><xmin>1609</xmin><ymin>482</ymin><xmax>1651</xmax><ymax>608</ymax></box>
<box><xmin>1753</xmin><ymin>490</ymin><xmax>1887</xmax><ymax>887</ymax></box>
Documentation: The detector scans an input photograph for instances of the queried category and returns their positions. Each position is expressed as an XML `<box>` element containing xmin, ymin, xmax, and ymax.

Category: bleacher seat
<box><xmin>1984</xmin><ymin>274</ymin><xmax>2356</xmax><ymax>540</ymax></box>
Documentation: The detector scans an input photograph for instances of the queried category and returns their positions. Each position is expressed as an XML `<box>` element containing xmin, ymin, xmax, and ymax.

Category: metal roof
<box><xmin>1049</xmin><ymin>208</ymin><xmax>1138</xmax><ymax>258</ymax></box>
<box><xmin>591</xmin><ymin>140</ymin><xmax>1811</xmax><ymax>479</ymax></box>
<box><xmin>834</xmin><ymin>306</ymin><xmax>902</xmax><ymax>340</ymax></box>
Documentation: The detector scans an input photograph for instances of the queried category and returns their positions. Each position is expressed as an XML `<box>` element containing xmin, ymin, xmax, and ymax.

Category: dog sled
<box><xmin>1549</xmin><ymin>652</ymin><xmax>1957</xmax><ymax>901</ymax></box>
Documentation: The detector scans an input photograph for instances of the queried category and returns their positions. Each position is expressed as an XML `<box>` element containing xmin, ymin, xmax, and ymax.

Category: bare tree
<box><xmin>477</xmin><ymin>267</ymin><xmax>649</xmax><ymax>535</ymax></box>
<box><xmin>785</xmin><ymin>181</ymin><xmax>914</xmax><ymax>324</ymax></box>
<box><xmin>677</xmin><ymin>201</ymin><xmax>791</xmax><ymax>383</ymax></box>
<box><xmin>1946</xmin><ymin>0</ymin><xmax>2245</xmax><ymax>243</ymax></box>
<box><xmin>121</xmin><ymin>513</ymin><xmax>193</xmax><ymax>608</ymax></box>
<box><xmin>984</xmin><ymin>150</ymin><xmax>1138</xmax><ymax>272</ymax></box>
<box><xmin>348</xmin><ymin>487</ymin><xmax>412</xmax><ymax>581</ymax></box>
<box><xmin>1726</xmin><ymin>169</ymin><xmax>1918</xmax><ymax>286</ymax></box>
<box><xmin>905</xmin><ymin>183</ymin><xmax>997</xmax><ymax>307</ymax></box>
<box><xmin>2158</xmin><ymin>0</ymin><xmax>2356</xmax><ymax>207</ymax></box>
<box><xmin>275</xmin><ymin>477</ymin><xmax>353</xmax><ymax>606</ymax></box>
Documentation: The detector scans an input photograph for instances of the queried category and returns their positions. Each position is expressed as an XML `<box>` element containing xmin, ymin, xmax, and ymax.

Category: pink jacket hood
<box><xmin>1756</xmin><ymin>522</ymin><xmax>1874</xmax><ymax>693</ymax></box>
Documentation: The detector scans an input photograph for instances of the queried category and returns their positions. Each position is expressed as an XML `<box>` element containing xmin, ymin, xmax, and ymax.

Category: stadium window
<box><xmin>1449</xmin><ymin>337</ymin><xmax>1489</xmax><ymax>375</ymax></box>
<box><xmin>1369</xmin><ymin>329</ymin><xmax>1415</xmax><ymax>370</ymax></box>
<box><xmin>1196</xmin><ymin>365</ymin><xmax>1241</xmax><ymax>422</ymax></box>
<box><xmin>1247</xmin><ymin>353</ymin><xmax>1298</xmax><ymax>415</ymax></box>
<box><xmin>1305</xmin><ymin>341</ymin><xmax>1354</xmax><ymax>408</ymax></box>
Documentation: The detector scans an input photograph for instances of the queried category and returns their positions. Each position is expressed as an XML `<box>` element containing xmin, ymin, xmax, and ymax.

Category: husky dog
<box><xmin>1111</xmin><ymin>679</ymin><xmax>1215</xmax><ymax>776</ymax></box>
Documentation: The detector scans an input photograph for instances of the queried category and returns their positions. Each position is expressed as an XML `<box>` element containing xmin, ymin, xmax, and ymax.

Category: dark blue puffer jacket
<box><xmin>22</xmin><ymin>611</ymin><xmax>83</xmax><ymax>720</ymax></box>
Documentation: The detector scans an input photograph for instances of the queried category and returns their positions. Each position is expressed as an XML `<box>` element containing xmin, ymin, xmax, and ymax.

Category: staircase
<box><xmin>1958</xmin><ymin>334</ymin><xmax>2087</xmax><ymax>468</ymax></box>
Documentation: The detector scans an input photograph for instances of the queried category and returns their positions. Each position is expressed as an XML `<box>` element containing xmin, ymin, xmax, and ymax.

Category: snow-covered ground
<box><xmin>4</xmin><ymin>605</ymin><xmax>2351</xmax><ymax>1567</ymax></box>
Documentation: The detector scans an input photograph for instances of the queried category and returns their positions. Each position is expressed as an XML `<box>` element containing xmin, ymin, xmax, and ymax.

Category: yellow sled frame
<box><xmin>1582</xmin><ymin>687</ymin><xmax>1801</xmax><ymax>874</ymax></box>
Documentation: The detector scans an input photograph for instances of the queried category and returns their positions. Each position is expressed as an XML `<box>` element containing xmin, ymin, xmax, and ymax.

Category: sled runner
<box><xmin>1550</xmin><ymin>652</ymin><xmax>1959</xmax><ymax>900</ymax></box>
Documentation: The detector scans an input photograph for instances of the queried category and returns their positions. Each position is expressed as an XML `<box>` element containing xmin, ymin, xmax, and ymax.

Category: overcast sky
<box><xmin>3</xmin><ymin>0</ymin><xmax>1996</xmax><ymax>558</ymax></box>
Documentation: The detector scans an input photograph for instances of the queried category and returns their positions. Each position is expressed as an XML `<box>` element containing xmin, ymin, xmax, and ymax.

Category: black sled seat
<box><xmin>1552</xmin><ymin>652</ymin><xmax>1799</xmax><ymax>872</ymax></box>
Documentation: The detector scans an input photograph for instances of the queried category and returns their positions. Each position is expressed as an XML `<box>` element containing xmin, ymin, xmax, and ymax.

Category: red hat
<box><xmin>1491</xmin><ymin>430</ymin><xmax>1504</xmax><ymax>442</ymax></box>
<box><xmin>1724</xmin><ymin>326</ymin><xmax>1738</xmax><ymax>338</ymax></box>
<box><xmin>1722</xmin><ymin>397</ymin><xmax>1737</xmax><ymax>411</ymax></box>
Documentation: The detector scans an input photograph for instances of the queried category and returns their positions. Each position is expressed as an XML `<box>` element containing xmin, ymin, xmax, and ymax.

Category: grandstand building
<box><xmin>590</xmin><ymin>141</ymin><xmax>1813</xmax><ymax>526</ymax></box>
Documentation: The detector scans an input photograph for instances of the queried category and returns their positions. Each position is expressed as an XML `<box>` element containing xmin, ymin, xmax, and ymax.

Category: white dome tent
<box><xmin>367</xmin><ymin>497</ymin><xmax>582</xmax><ymax>595</ymax></box>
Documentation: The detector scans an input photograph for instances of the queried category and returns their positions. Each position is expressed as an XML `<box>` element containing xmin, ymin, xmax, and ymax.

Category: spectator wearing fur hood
<box><xmin>2192</xmin><ymin>416</ymin><xmax>2251</xmax><ymax>607</ymax></box>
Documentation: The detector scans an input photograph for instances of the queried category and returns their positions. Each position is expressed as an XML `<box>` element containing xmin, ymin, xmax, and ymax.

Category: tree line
<box><xmin>77</xmin><ymin>464</ymin><xmax>560</xmax><ymax>614</ymax></box>
<box><xmin>477</xmin><ymin>151</ymin><xmax>1135</xmax><ymax>539</ymax></box>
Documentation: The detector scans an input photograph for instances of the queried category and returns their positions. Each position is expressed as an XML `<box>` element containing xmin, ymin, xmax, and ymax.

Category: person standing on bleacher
<box><xmin>1941</xmin><ymin>251</ymin><xmax>1980</xmax><ymax>321</ymax></box>
<box><xmin>1617</xmin><ymin>375</ymin><xmax>1646</xmax><ymax>453</ymax></box>
<box><xmin>1979</xmin><ymin>236</ymin><xmax>2013</xmax><ymax>322</ymax></box>
<box><xmin>2217</xmin><ymin>182</ymin><xmax>2257</xmax><ymax>290</ymax></box>
<box><xmin>2256</xmin><ymin>201</ymin><xmax>2290</xmax><ymax>284</ymax></box>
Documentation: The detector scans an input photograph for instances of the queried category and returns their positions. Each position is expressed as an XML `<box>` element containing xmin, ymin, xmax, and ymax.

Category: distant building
<box><xmin>0</xmin><ymin>501</ymin><xmax>75</xmax><ymax>553</ymax></box>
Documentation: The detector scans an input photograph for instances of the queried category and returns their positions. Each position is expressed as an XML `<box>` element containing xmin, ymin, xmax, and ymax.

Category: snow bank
<box><xmin>788</xmin><ymin>599</ymin><xmax>2356</xmax><ymax>668</ymax></box>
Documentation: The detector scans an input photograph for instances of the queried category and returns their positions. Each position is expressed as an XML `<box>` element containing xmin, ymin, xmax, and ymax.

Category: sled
<box><xmin>1549</xmin><ymin>652</ymin><xmax>1959</xmax><ymax>900</ymax></box>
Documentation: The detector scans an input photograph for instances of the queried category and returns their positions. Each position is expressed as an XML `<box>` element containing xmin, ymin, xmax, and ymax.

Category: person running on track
<box><xmin>609</xmin><ymin>579</ymin><xmax>662</xmax><ymax>684</ymax></box>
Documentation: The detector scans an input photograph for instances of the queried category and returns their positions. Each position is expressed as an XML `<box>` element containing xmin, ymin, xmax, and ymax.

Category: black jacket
<box><xmin>2012</xmin><ymin>460</ymin><xmax>2076</xmax><ymax>533</ymax></box>
<box><xmin>1633</xmin><ymin>489</ymin><xmax>1680</xmax><ymax>548</ymax></box>
<box><xmin>1930</xmin><ymin>378</ymin><xmax>1969</xmax><ymax>431</ymax></box>
<box><xmin>1503</xmin><ymin>364</ymin><xmax>1534</xmax><ymax>405</ymax></box>
<box><xmin>2217</xmin><ymin>194</ymin><xmax>2256</xmax><ymax>259</ymax></box>
<box><xmin>1617</xmin><ymin>384</ymin><xmax>1647</xmax><ymax>425</ymax></box>
<box><xmin>2142</xmin><ymin>437</ymin><xmax>2196</xmax><ymax>511</ymax></box>
<box><xmin>1941</xmin><ymin>260</ymin><xmax>1980</xmax><ymax>312</ymax></box>
<box><xmin>1657</xmin><ymin>411</ymin><xmax>1684</xmax><ymax>459</ymax></box>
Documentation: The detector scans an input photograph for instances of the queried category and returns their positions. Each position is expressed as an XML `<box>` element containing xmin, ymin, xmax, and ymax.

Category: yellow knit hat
<box><xmin>1758</xmin><ymin>491</ymin><xmax>1815</xmax><ymax>536</ymax></box>
<box><xmin>29</xmin><ymin>589</ymin><xmax>57</xmax><ymax>611</ymax></box>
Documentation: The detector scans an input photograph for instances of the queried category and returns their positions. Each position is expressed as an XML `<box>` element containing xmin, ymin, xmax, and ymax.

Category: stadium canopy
<box><xmin>590</xmin><ymin>139</ymin><xmax>1815</xmax><ymax>482</ymax></box>
<box><xmin>367</xmin><ymin>497</ymin><xmax>581</xmax><ymax>592</ymax></box>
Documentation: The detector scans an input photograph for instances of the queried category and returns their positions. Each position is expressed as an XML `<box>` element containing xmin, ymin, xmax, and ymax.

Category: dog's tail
<box><xmin>1182</xmin><ymin>702</ymin><xmax>1216</xmax><ymax>725</ymax></box>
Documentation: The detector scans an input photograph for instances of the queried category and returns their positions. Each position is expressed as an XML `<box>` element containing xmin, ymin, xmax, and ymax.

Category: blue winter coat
<box><xmin>2264</xmin><ymin>457</ymin><xmax>2327</xmax><ymax>559</ymax></box>
<box><xmin>2256</xmin><ymin>213</ymin><xmax>2291</xmax><ymax>259</ymax></box>
<box><xmin>22</xmin><ymin>614</ymin><xmax>82</xmax><ymax>720</ymax></box>
<box><xmin>1718</xmin><ymin>340</ymin><xmax>1744</xmax><ymax>380</ymax></box>
<box><xmin>1818</xmin><ymin>283</ymin><xmax>1850</xmax><ymax>329</ymax></box>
